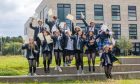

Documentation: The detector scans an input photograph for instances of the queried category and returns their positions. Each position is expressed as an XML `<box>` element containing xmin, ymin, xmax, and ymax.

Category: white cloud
<box><xmin>0</xmin><ymin>0</ymin><xmax>42</xmax><ymax>37</ymax></box>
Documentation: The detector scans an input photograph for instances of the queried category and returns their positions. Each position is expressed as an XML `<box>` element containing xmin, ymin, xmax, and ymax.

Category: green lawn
<box><xmin>0</xmin><ymin>55</ymin><xmax>100</xmax><ymax>76</ymax></box>
<box><xmin>0</xmin><ymin>55</ymin><xmax>139</xmax><ymax>76</ymax></box>
<box><xmin>0</xmin><ymin>79</ymin><xmax>140</xmax><ymax>84</ymax></box>
<box><xmin>39</xmin><ymin>79</ymin><xmax>140</xmax><ymax>84</ymax></box>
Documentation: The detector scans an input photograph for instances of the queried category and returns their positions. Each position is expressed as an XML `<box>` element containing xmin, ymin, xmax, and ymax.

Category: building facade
<box><xmin>24</xmin><ymin>0</ymin><xmax>140</xmax><ymax>54</ymax></box>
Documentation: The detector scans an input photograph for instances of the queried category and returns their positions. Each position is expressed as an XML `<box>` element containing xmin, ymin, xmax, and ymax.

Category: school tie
<box><xmin>77</xmin><ymin>36</ymin><xmax>80</xmax><ymax>50</ymax></box>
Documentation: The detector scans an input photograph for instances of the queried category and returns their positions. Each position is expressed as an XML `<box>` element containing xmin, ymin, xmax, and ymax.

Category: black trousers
<box><xmin>28</xmin><ymin>58</ymin><xmax>36</xmax><ymax>74</ymax></box>
<box><xmin>54</xmin><ymin>50</ymin><xmax>62</xmax><ymax>66</ymax></box>
<box><xmin>87</xmin><ymin>52</ymin><xmax>96</xmax><ymax>72</ymax></box>
<box><xmin>43</xmin><ymin>51</ymin><xmax>52</xmax><ymax>72</ymax></box>
<box><xmin>75</xmin><ymin>50</ymin><xmax>83</xmax><ymax>70</ymax></box>
<box><xmin>35</xmin><ymin>37</ymin><xmax>41</xmax><ymax>66</ymax></box>
<box><xmin>104</xmin><ymin>64</ymin><xmax>113</xmax><ymax>79</ymax></box>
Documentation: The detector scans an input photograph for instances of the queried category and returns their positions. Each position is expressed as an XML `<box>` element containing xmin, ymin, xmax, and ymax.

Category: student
<box><xmin>73</xmin><ymin>30</ymin><xmax>86</xmax><ymax>74</ymax></box>
<box><xmin>100</xmin><ymin>45</ymin><xmax>119</xmax><ymax>79</ymax></box>
<box><xmin>96</xmin><ymin>29</ymin><xmax>111</xmax><ymax>57</ymax></box>
<box><xmin>52</xmin><ymin>30</ymin><xmax>63</xmax><ymax>72</ymax></box>
<box><xmin>30</xmin><ymin>18</ymin><xmax>45</xmax><ymax>67</ymax></box>
<box><xmin>59</xmin><ymin>22</ymin><xmax>70</xmax><ymax>67</ymax></box>
<box><xmin>41</xmin><ymin>30</ymin><xmax>53</xmax><ymax>73</ymax></box>
<box><xmin>22</xmin><ymin>38</ymin><xmax>39</xmax><ymax>76</ymax></box>
<box><xmin>45</xmin><ymin>16</ymin><xmax>59</xmax><ymax>32</ymax></box>
<box><xmin>59</xmin><ymin>22</ymin><xmax>70</xmax><ymax>33</ymax></box>
<box><xmin>85</xmin><ymin>31</ymin><xmax>98</xmax><ymax>72</ymax></box>
<box><xmin>63</xmin><ymin>30</ymin><xmax>75</xmax><ymax>66</ymax></box>
<box><xmin>81</xmin><ymin>17</ymin><xmax>98</xmax><ymax>35</ymax></box>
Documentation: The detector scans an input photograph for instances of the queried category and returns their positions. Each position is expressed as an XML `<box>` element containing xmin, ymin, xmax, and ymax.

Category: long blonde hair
<box><xmin>28</xmin><ymin>38</ymin><xmax>35</xmax><ymax>50</ymax></box>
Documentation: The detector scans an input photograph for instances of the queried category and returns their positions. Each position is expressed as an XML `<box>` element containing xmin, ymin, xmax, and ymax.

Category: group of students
<box><xmin>22</xmin><ymin>15</ymin><xmax>120</xmax><ymax>79</ymax></box>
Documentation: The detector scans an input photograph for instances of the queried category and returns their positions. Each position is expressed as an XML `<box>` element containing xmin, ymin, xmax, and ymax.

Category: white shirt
<box><xmin>65</xmin><ymin>37</ymin><xmax>74</xmax><ymax>50</ymax></box>
<box><xmin>89</xmin><ymin>26</ymin><xmax>95</xmax><ymax>32</ymax></box>
<box><xmin>54</xmin><ymin>36</ymin><xmax>62</xmax><ymax>50</ymax></box>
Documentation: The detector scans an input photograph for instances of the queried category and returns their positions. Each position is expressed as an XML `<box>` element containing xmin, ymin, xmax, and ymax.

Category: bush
<box><xmin>116</xmin><ymin>36</ymin><xmax>133</xmax><ymax>56</ymax></box>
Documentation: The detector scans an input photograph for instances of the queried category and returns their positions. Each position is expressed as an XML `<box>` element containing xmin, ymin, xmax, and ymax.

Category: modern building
<box><xmin>24</xmin><ymin>0</ymin><xmax>140</xmax><ymax>54</ymax></box>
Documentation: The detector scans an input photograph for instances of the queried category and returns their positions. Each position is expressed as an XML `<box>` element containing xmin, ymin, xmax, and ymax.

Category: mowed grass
<box><xmin>0</xmin><ymin>55</ymin><xmax>139</xmax><ymax>76</ymax></box>
<box><xmin>39</xmin><ymin>79</ymin><xmax>140</xmax><ymax>84</ymax></box>
<box><xmin>0</xmin><ymin>55</ymin><xmax>100</xmax><ymax>76</ymax></box>
<box><xmin>0</xmin><ymin>79</ymin><xmax>140</xmax><ymax>84</ymax></box>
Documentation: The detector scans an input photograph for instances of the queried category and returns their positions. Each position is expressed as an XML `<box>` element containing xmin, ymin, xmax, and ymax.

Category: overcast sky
<box><xmin>0</xmin><ymin>0</ymin><xmax>41</xmax><ymax>37</ymax></box>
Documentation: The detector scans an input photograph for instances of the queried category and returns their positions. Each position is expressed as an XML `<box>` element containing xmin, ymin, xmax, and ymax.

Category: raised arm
<box><xmin>45</xmin><ymin>18</ymin><xmax>51</xmax><ymax>27</ymax></box>
<box><xmin>71</xmin><ymin>22</ymin><xmax>75</xmax><ymax>35</ymax></box>
<box><xmin>29</xmin><ymin>23</ymin><xmax>36</xmax><ymax>30</ymax></box>
<box><xmin>81</xmin><ymin>19</ymin><xmax>88</xmax><ymax>27</ymax></box>
<box><xmin>81</xmin><ymin>18</ymin><xmax>89</xmax><ymax>33</ymax></box>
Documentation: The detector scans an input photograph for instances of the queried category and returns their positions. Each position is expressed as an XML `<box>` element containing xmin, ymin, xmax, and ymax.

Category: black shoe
<box><xmin>37</xmin><ymin>63</ymin><xmax>39</xmax><ymax>67</ymax></box>
<box><xmin>46</xmin><ymin>68</ymin><xmax>50</xmax><ymax>73</ymax></box>
<box><xmin>109</xmin><ymin>74</ymin><xmax>112</xmax><ymax>79</ymax></box>
<box><xmin>89</xmin><ymin>67</ymin><xmax>91</xmax><ymax>72</ymax></box>
<box><xmin>92</xmin><ymin>67</ymin><xmax>95</xmax><ymax>72</ymax></box>
<box><xmin>44</xmin><ymin>68</ymin><xmax>47</xmax><ymax>73</ymax></box>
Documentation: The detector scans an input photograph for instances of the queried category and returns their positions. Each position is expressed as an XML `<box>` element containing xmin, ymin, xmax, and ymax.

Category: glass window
<box><xmin>57</xmin><ymin>4</ymin><xmax>71</xmax><ymax>28</ymax></box>
<box><xmin>94</xmin><ymin>4</ymin><xmax>104</xmax><ymax>20</ymax></box>
<box><xmin>129</xmin><ymin>24</ymin><xmax>137</xmax><ymax>39</ymax></box>
<box><xmin>76</xmin><ymin>23</ymin><xmax>85</xmax><ymax>31</ymax></box>
<box><xmin>112</xmin><ymin>5</ymin><xmax>121</xmax><ymax>21</ymax></box>
<box><xmin>76</xmin><ymin>4</ymin><xmax>86</xmax><ymax>20</ymax></box>
<box><xmin>132</xmin><ymin>43</ymin><xmax>140</xmax><ymax>54</ymax></box>
<box><xmin>112</xmin><ymin>24</ymin><xmax>121</xmax><ymax>39</ymax></box>
<box><xmin>128</xmin><ymin>6</ymin><xmax>137</xmax><ymax>21</ymax></box>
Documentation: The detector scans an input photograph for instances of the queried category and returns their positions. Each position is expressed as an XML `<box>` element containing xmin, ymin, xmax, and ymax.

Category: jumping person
<box><xmin>63</xmin><ymin>30</ymin><xmax>75</xmax><ymax>66</ymax></box>
<box><xmin>96</xmin><ymin>29</ymin><xmax>111</xmax><ymax>58</ymax></box>
<box><xmin>81</xmin><ymin>17</ymin><xmax>98</xmax><ymax>35</ymax></box>
<box><xmin>22</xmin><ymin>38</ymin><xmax>39</xmax><ymax>76</ymax></box>
<box><xmin>30</xmin><ymin>18</ymin><xmax>45</xmax><ymax>67</ymax></box>
<box><xmin>41</xmin><ymin>30</ymin><xmax>53</xmax><ymax>73</ymax></box>
<box><xmin>73</xmin><ymin>30</ymin><xmax>86</xmax><ymax>74</ymax></box>
<box><xmin>85</xmin><ymin>31</ymin><xmax>98</xmax><ymax>72</ymax></box>
<box><xmin>100</xmin><ymin>45</ymin><xmax>119</xmax><ymax>79</ymax></box>
<box><xmin>52</xmin><ymin>30</ymin><xmax>63</xmax><ymax>72</ymax></box>
<box><xmin>59</xmin><ymin>22</ymin><xmax>70</xmax><ymax>67</ymax></box>
<box><xmin>45</xmin><ymin>16</ymin><xmax>59</xmax><ymax>32</ymax></box>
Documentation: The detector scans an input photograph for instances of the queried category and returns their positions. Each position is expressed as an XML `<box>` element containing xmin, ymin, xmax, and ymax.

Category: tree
<box><xmin>116</xmin><ymin>36</ymin><xmax>133</xmax><ymax>56</ymax></box>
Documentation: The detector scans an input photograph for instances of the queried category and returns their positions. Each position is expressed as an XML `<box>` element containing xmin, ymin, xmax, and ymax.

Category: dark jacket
<box><xmin>73</xmin><ymin>35</ymin><xmax>86</xmax><ymax>52</ymax></box>
<box><xmin>30</xmin><ymin>23</ymin><xmax>44</xmax><ymax>40</ymax></box>
<box><xmin>95</xmin><ymin>32</ymin><xmax>110</xmax><ymax>43</ymax></box>
<box><xmin>45</xmin><ymin>19</ymin><xmax>59</xmax><ymax>32</ymax></box>
<box><xmin>22</xmin><ymin>44</ymin><xmax>39</xmax><ymax>59</ymax></box>
<box><xmin>86</xmin><ymin>36</ymin><xmax>98</xmax><ymax>52</ymax></box>
<box><xmin>81</xmin><ymin>19</ymin><xmax>98</xmax><ymax>35</ymax></box>
<box><xmin>100</xmin><ymin>52</ymin><xmax>118</xmax><ymax>66</ymax></box>
<box><xmin>41</xmin><ymin>35</ymin><xmax>53</xmax><ymax>53</ymax></box>
<box><xmin>52</xmin><ymin>36</ymin><xmax>64</xmax><ymax>50</ymax></box>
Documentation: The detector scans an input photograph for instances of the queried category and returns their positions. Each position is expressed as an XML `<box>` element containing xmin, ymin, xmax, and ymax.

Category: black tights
<box><xmin>54</xmin><ymin>51</ymin><xmax>62</xmax><ymax>66</ymax></box>
<box><xmin>87</xmin><ymin>53</ymin><xmax>96</xmax><ymax>72</ymax></box>
<box><xmin>43</xmin><ymin>52</ymin><xmax>52</xmax><ymax>72</ymax></box>
<box><xmin>75</xmin><ymin>53</ymin><xmax>83</xmax><ymax>70</ymax></box>
<box><xmin>63</xmin><ymin>53</ymin><xmax>65</xmax><ymax>65</ymax></box>
<box><xmin>36</xmin><ymin>38</ymin><xmax>41</xmax><ymax>67</ymax></box>
<box><xmin>104</xmin><ymin>65</ymin><xmax>112</xmax><ymax>79</ymax></box>
<box><xmin>28</xmin><ymin>59</ymin><xmax>36</xmax><ymax>74</ymax></box>
<box><xmin>36</xmin><ymin>53</ymin><xmax>40</xmax><ymax>67</ymax></box>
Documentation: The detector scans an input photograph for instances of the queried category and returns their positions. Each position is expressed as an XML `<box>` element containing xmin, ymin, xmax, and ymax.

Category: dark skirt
<box><xmin>42</xmin><ymin>50</ymin><xmax>52</xmax><ymax>54</ymax></box>
<box><xmin>54</xmin><ymin>49</ymin><xmax>63</xmax><ymax>52</ymax></box>
<box><xmin>85</xmin><ymin>49</ymin><xmax>96</xmax><ymax>54</ymax></box>
<box><xmin>75</xmin><ymin>50</ymin><xmax>83</xmax><ymax>54</ymax></box>
<box><xmin>64</xmin><ymin>49</ymin><xmax>75</xmax><ymax>56</ymax></box>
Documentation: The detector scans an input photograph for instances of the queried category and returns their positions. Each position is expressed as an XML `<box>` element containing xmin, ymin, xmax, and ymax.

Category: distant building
<box><xmin>24</xmin><ymin>0</ymin><xmax>140</xmax><ymax>54</ymax></box>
